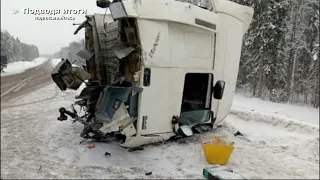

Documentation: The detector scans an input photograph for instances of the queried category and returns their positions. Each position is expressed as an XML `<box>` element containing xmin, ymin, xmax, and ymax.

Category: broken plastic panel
<box><xmin>95</xmin><ymin>86</ymin><xmax>143</xmax><ymax>123</ymax></box>
<box><xmin>178</xmin><ymin>125</ymin><xmax>193</xmax><ymax>137</ymax></box>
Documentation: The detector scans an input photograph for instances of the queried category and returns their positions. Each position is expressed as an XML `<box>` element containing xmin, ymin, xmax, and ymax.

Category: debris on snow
<box><xmin>128</xmin><ymin>147</ymin><xmax>144</xmax><ymax>152</ymax></box>
<box><xmin>38</xmin><ymin>165</ymin><xmax>42</xmax><ymax>172</ymax></box>
<box><xmin>203</xmin><ymin>165</ymin><xmax>247</xmax><ymax>179</ymax></box>
<box><xmin>104</xmin><ymin>151</ymin><xmax>111</xmax><ymax>156</ymax></box>
<box><xmin>234</xmin><ymin>131</ymin><xmax>243</xmax><ymax>137</ymax></box>
<box><xmin>87</xmin><ymin>143</ymin><xmax>95</xmax><ymax>149</ymax></box>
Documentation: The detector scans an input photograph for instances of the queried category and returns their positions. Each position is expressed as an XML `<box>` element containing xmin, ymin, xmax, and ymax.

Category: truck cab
<box><xmin>52</xmin><ymin>0</ymin><xmax>254</xmax><ymax>148</ymax></box>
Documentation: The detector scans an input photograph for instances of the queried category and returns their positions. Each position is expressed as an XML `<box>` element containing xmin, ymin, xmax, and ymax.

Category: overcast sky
<box><xmin>1</xmin><ymin>0</ymin><xmax>108</xmax><ymax>54</ymax></box>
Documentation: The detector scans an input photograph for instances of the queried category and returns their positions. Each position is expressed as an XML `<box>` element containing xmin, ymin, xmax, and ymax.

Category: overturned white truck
<box><xmin>51</xmin><ymin>0</ymin><xmax>253</xmax><ymax>148</ymax></box>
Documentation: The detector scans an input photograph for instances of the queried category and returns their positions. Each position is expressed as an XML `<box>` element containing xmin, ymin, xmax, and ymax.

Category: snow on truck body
<box><xmin>51</xmin><ymin>0</ymin><xmax>253</xmax><ymax>148</ymax></box>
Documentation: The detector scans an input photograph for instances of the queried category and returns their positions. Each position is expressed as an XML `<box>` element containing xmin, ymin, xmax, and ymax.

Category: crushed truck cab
<box><xmin>51</xmin><ymin>0</ymin><xmax>253</xmax><ymax>148</ymax></box>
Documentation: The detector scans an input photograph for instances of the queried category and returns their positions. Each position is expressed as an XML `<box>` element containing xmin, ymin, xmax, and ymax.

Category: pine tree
<box><xmin>1</xmin><ymin>29</ymin><xmax>40</xmax><ymax>62</ymax></box>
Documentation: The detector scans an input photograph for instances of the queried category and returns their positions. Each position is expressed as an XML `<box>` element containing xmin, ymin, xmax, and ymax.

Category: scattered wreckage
<box><xmin>51</xmin><ymin>0</ymin><xmax>253</xmax><ymax>148</ymax></box>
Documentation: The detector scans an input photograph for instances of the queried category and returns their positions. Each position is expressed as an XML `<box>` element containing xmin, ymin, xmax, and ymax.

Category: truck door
<box><xmin>138</xmin><ymin>67</ymin><xmax>174</xmax><ymax>135</ymax></box>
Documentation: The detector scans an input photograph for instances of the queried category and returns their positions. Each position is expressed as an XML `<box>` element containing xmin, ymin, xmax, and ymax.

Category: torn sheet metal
<box><xmin>77</xmin><ymin>50</ymin><xmax>95</xmax><ymax>60</ymax></box>
<box><xmin>62</xmin><ymin>67</ymin><xmax>92</xmax><ymax>90</ymax></box>
<box><xmin>112</xmin><ymin>42</ymin><xmax>135</xmax><ymax>59</ymax></box>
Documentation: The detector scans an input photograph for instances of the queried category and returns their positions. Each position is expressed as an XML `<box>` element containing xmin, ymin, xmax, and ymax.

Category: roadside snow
<box><xmin>51</xmin><ymin>58</ymin><xmax>79</xmax><ymax>67</ymax></box>
<box><xmin>1</xmin><ymin>82</ymin><xmax>319</xmax><ymax>179</ymax></box>
<box><xmin>1</xmin><ymin>57</ymin><xmax>48</xmax><ymax>76</ymax></box>
<box><xmin>51</xmin><ymin>59</ymin><xmax>62</xmax><ymax>67</ymax></box>
<box><xmin>233</xmin><ymin>95</ymin><xmax>319</xmax><ymax>125</ymax></box>
<box><xmin>224</xmin><ymin>115</ymin><xmax>319</xmax><ymax>179</ymax></box>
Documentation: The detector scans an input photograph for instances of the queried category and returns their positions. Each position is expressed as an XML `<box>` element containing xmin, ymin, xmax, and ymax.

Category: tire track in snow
<box><xmin>1</xmin><ymin>85</ymin><xmax>65</xmax><ymax>110</ymax></box>
<box><xmin>1</xmin><ymin>82</ymin><xmax>81</xmax><ymax>179</ymax></box>
<box><xmin>1</xmin><ymin>60</ymin><xmax>55</xmax><ymax>106</ymax></box>
<box><xmin>1</xmin><ymin>60</ymin><xmax>76</xmax><ymax>110</ymax></box>
<box><xmin>1</xmin><ymin>107</ymin><xmax>60</xmax><ymax>130</ymax></box>
<box><xmin>1</xmin><ymin>88</ymin><xmax>76</xmax><ymax>129</ymax></box>
<box><xmin>1</xmin><ymin>60</ymin><xmax>139</xmax><ymax>179</ymax></box>
<box><xmin>12</xmin><ymin>82</ymin><xmax>27</xmax><ymax>93</ymax></box>
<box><xmin>1</xmin><ymin>109</ymin><xmax>148</xmax><ymax>179</ymax></box>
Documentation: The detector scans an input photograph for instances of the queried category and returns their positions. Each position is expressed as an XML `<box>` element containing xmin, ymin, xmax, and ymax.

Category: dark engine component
<box><xmin>51</xmin><ymin>59</ymin><xmax>72</xmax><ymax>91</ymax></box>
<box><xmin>52</xmin><ymin>12</ymin><xmax>143</xmax><ymax>143</ymax></box>
<box><xmin>58</xmin><ymin>107</ymin><xmax>68</xmax><ymax>121</ymax></box>
<box><xmin>58</xmin><ymin>107</ymin><xmax>77</xmax><ymax>121</ymax></box>
<box><xmin>51</xmin><ymin>58</ymin><xmax>92</xmax><ymax>91</ymax></box>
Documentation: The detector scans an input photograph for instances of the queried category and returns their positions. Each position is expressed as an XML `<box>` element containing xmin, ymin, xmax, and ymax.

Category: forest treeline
<box><xmin>1</xmin><ymin>30</ymin><xmax>39</xmax><ymax>62</ymax></box>
<box><xmin>233</xmin><ymin>0</ymin><xmax>319</xmax><ymax>108</ymax></box>
<box><xmin>52</xmin><ymin>39</ymin><xmax>85</xmax><ymax>66</ymax></box>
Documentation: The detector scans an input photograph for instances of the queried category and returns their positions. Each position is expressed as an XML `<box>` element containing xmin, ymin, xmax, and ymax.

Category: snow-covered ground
<box><xmin>233</xmin><ymin>95</ymin><xmax>319</xmax><ymax>125</ymax></box>
<box><xmin>1</xmin><ymin>57</ymin><xmax>48</xmax><ymax>76</ymax></box>
<box><xmin>51</xmin><ymin>58</ymin><xmax>62</xmax><ymax>67</ymax></box>
<box><xmin>1</xmin><ymin>72</ymin><xmax>319</xmax><ymax>179</ymax></box>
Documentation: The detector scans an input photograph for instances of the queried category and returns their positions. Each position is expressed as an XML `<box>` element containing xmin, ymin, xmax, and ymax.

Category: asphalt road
<box><xmin>0</xmin><ymin>60</ymin><xmax>54</xmax><ymax>106</ymax></box>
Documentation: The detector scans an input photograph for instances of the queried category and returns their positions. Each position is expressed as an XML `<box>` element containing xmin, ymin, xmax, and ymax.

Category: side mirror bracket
<box><xmin>213</xmin><ymin>80</ymin><xmax>225</xmax><ymax>100</ymax></box>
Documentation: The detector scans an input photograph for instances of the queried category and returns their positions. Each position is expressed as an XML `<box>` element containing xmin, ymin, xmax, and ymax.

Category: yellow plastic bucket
<box><xmin>201</xmin><ymin>136</ymin><xmax>234</xmax><ymax>165</ymax></box>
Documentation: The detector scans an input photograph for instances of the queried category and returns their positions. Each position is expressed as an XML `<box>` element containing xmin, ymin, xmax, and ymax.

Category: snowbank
<box><xmin>233</xmin><ymin>95</ymin><xmax>319</xmax><ymax>125</ymax></box>
<box><xmin>230</xmin><ymin>107</ymin><xmax>319</xmax><ymax>136</ymax></box>
<box><xmin>1</xmin><ymin>57</ymin><xmax>48</xmax><ymax>76</ymax></box>
<box><xmin>51</xmin><ymin>58</ymin><xmax>62</xmax><ymax>67</ymax></box>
